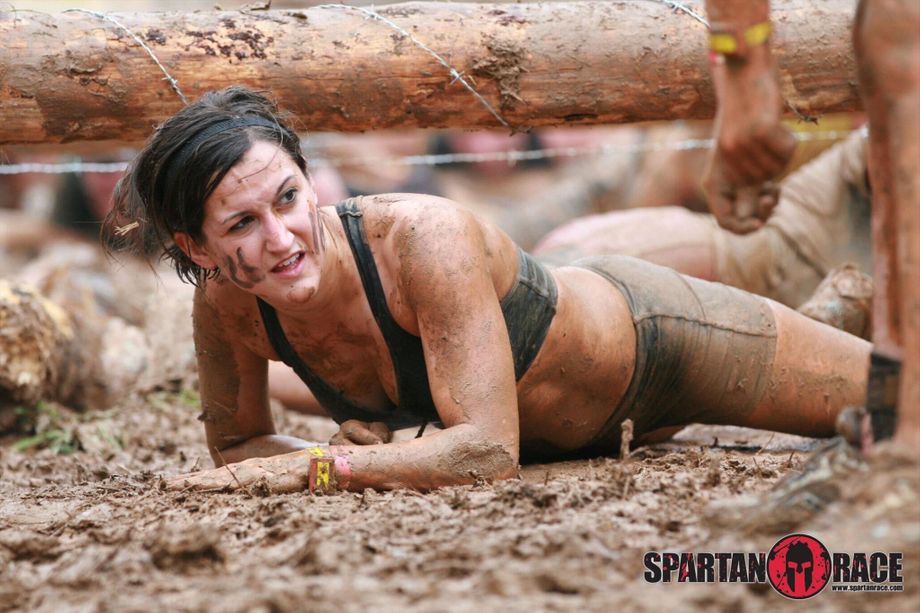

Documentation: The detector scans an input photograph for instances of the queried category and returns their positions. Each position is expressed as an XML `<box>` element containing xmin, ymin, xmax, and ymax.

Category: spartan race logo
<box><xmin>644</xmin><ymin>534</ymin><xmax>904</xmax><ymax>599</ymax></box>
<box><xmin>767</xmin><ymin>534</ymin><xmax>831</xmax><ymax>598</ymax></box>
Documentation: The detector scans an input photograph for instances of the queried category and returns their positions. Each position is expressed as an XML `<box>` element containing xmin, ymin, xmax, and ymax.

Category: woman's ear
<box><xmin>174</xmin><ymin>232</ymin><xmax>218</xmax><ymax>270</ymax></box>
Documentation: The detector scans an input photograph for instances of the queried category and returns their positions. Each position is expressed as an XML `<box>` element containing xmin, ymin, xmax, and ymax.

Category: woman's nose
<box><xmin>264</xmin><ymin>214</ymin><xmax>294</xmax><ymax>251</ymax></box>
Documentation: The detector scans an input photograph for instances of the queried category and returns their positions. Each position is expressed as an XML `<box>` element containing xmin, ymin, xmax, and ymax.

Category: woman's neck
<box><xmin>270</xmin><ymin>206</ymin><xmax>363</xmax><ymax>325</ymax></box>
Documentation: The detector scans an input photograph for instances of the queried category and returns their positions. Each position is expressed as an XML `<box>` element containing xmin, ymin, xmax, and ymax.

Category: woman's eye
<box><xmin>230</xmin><ymin>216</ymin><xmax>253</xmax><ymax>232</ymax></box>
<box><xmin>280</xmin><ymin>188</ymin><xmax>298</xmax><ymax>204</ymax></box>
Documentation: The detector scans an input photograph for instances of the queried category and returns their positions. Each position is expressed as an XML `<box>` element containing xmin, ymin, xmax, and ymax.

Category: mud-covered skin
<box><xmin>165</xmin><ymin>139</ymin><xmax>872</xmax><ymax>493</ymax></box>
<box><xmin>854</xmin><ymin>0</ymin><xmax>920</xmax><ymax>446</ymax></box>
<box><xmin>226</xmin><ymin>247</ymin><xmax>265</xmax><ymax>289</ymax></box>
<box><xmin>534</xmin><ymin>129</ymin><xmax>872</xmax><ymax>310</ymax></box>
<box><xmin>702</xmin><ymin>0</ymin><xmax>796</xmax><ymax>234</ymax></box>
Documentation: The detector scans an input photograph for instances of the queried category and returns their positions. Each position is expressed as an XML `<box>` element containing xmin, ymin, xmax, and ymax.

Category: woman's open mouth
<box><xmin>271</xmin><ymin>251</ymin><xmax>305</xmax><ymax>276</ymax></box>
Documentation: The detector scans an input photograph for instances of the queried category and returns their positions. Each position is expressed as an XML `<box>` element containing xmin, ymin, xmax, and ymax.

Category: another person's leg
<box><xmin>535</xmin><ymin>131</ymin><xmax>870</xmax><ymax>308</ymax></box>
<box><xmin>268</xmin><ymin>361</ymin><xmax>326</xmax><ymax>416</ymax></box>
<box><xmin>533</xmin><ymin>206</ymin><xmax>720</xmax><ymax>279</ymax></box>
<box><xmin>855</xmin><ymin>0</ymin><xmax>920</xmax><ymax>446</ymax></box>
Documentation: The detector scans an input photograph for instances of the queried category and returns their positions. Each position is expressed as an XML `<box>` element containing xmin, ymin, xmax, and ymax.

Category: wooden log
<box><xmin>0</xmin><ymin>280</ymin><xmax>75</xmax><ymax>409</ymax></box>
<box><xmin>0</xmin><ymin>233</ymin><xmax>197</xmax><ymax>426</ymax></box>
<box><xmin>0</xmin><ymin>1</ymin><xmax>858</xmax><ymax>144</ymax></box>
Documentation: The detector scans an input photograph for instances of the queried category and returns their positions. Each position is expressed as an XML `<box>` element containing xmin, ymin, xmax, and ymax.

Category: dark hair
<box><xmin>103</xmin><ymin>86</ymin><xmax>307</xmax><ymax>286</ymax></box>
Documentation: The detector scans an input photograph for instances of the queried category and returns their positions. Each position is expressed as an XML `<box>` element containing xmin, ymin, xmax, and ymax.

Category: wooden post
<box><xmin>0</xmin><ymin>1</ymin><xmax>858</xmax><ymax>144</ymax></box>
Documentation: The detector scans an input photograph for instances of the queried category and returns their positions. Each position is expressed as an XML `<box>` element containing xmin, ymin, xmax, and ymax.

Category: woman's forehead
<box><xmin>212</xmin><ymin>141</ymin><xmax>298</xmax><ymax>201</ymax></box>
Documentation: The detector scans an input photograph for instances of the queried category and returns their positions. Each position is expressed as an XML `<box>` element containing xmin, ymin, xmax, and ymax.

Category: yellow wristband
<box><xmin>744</xmin><ymin>21</ymin><xmax>773</xmax><ymax>47</ymax></box>
<box><xmin>308</xmin><ymin>455</ymin><xmax>334</xmax><ymax>493</ymax></box>
<box><xmin>710</xmin><ymin>32</ymin><xmax>740</xmax><ymax>55</ymax></box>
<box><xmin>710</xmin><ymin>21</ymin><xmax>772</xmax><ymax>57</ymax></box>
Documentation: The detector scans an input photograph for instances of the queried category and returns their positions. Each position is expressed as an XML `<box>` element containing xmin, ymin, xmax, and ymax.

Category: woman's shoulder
<box><xmin>357</xmin><ymin>193</ymin><xmax>519</xmax><ymax>294</ymax></box>
<box><xmin>357</xmin><ymin>193</ymin><xmax>490</xmax><ymax>239</ymax></box>
<box><xmin>193</xmin><ymin>276</ymin><xmax>261</xmax><ymax>337</ymax></box>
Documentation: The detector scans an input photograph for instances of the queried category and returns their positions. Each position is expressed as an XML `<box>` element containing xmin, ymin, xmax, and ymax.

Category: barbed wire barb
<box><xmin>634</xmin><ymin>0</ymin><xmax>710</xmax><ymax>28</ymax></box>
<box><xmin>63</xmin><ymin>8</ymin><xmax>189</xmax><ymax>105</ymax></box>
<box><xmin>315</xmin><ymin>3</ymin><xmax>511</xmax><ymax>130</ymax></box>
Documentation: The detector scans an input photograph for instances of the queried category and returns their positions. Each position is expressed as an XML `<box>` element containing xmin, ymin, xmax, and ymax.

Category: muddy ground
<box><xmin>0</xmin><ymin>232</ymin><xmax>917</xmax><ymax>611</ymax></box>
<box><xmin>2</xmin><ymin>390</ymin><xmax>917</xmax><ymax>612</ymax></box>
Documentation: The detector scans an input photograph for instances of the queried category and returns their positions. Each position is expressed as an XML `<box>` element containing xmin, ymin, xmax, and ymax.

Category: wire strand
<box><xmin>0</xmin><ymin>128</ymin><xmax>862</xmax><ymax>175</ymax></box>
<box><xmin>315</xmin><ymin>3</ymin><xmax>511</xmax><ymax>130</ymax></box>
<box><xmin>636</xmin><ymin>0</ymin><xmax>710</xmax><ymax>28</ymax></box>
<box><xmin>62</xmin><ymin>8</ymin><xmax>189</xmax><ymax>105</ymax></box>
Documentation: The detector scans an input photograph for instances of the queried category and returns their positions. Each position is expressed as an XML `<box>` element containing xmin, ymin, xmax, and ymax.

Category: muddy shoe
<box><xmin>797</xmin><ymin>264</ymin><xmax>873</xmax><ymax>339</ymax></box>
<box><xmin>706</xmin><ymin>437</ymin><xmax>867</xmax><ymax>535</ymax></box>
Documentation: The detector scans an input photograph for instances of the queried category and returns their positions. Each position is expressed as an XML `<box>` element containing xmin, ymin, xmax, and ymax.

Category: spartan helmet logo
<box><xmin>785</xmin><ymin>542</ymin><xmax>814</xmax><ymax>592</ymax></box>
<box><xmin>768</xmin><ymin>534</ymin><xmax>830</xmax><ymax>599</ymax></box>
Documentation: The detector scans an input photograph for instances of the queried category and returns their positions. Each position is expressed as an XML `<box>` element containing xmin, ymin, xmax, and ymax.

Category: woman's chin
<box><xmin>282</xmin><ymin>275</ymin><xmax>321</xmax><ymax>304</ymax></box>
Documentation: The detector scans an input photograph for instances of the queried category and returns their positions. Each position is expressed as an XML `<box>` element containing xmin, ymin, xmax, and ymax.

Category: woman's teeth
<box><xmin>274</xmin><ymin>253</ymin><xmax>300</xmax><ymax>271</ymax></box>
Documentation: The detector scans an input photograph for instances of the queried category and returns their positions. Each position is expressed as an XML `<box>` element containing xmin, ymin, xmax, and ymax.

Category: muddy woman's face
<box><xmin>181</xmin><ymin>140</ymin><xmax>324</xmax><ymax>302</ymax></box>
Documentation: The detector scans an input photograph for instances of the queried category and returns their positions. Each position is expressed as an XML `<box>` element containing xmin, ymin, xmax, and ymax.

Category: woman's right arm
<box><xmin>193</xmin><ymin>287</ymin><xmax>316</xmax><ymax>466</ymax></box>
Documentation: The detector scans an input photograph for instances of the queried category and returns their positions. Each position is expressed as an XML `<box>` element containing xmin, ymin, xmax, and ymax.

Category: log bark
<box><xmin>0</xmin><ymin>1</ymin><xmax>858</xmax><ymax>144</ymax></box>
<box><xmin>0</xmin><ymin>233</ymin><xmax>196</xmax><ymax>425</ymax></box>
<box><xmin>0</xmin><ymin>280</ymin><xmax>75</xmax><ymax>409</ymax></box>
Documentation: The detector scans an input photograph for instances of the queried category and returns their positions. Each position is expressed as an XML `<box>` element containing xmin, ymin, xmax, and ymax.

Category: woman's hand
<box><xmin>703</xmin><ymin>45</ymin><xmax>795</xmax><ymax>234</ymax></box>
<box><xmin>702</xmin><ymin>156</ymin><xmax>781</xmax><ymax>234</ymax></box>
<box><xmin>329</xmin><ymin>420</ymin><xmax>392</xmax><ymax>445</ymax></box>
<box><xmin>166</xmin><ymin>453</ymin><xmax>310</xmax><ymax>493</ymax></box>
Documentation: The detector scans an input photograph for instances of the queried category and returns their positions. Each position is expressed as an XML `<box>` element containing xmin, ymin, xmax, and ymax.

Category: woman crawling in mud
<box><xmin>105</xmin><ymin>87</ymin><xmax>870</xmax><ymax>493</ymax></box>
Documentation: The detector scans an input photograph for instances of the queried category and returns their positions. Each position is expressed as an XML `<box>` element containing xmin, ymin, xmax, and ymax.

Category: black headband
<box><xmin>170</xmin><ymin>115</ymin><xmax>281</xmax><ymax>169</ymax></box>
<box><xmin>160</xmin><ymin>116</ymin><xmax>282</xmax><ymax>194</ymax></box>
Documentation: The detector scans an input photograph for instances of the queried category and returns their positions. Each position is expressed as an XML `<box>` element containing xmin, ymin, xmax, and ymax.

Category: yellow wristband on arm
<box><xmin>710</xmin><ymin>21</ymin><xmax>772</xmax><ymax>56</ymax></box>
<box><xmin>305</xmin><ymin>446</ymin><xmax>352</xmax><ymax>493</ymax></box>
<box><xmin>306</xmin><ymin>446</ymin><xmax>333</xmax><ymax>493</ymax></box>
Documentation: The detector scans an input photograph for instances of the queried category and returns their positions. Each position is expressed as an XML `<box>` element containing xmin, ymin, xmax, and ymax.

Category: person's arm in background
<box><xmin>702</xmin><ymin>0</ymin><xmax>796</xmax><ymax>234</ymax></box>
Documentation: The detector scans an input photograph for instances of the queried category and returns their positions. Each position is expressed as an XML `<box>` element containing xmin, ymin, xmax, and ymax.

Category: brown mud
<box><xmin>2</xmin><ymin>393</ymin><xmax>917</xmax><ymax>611</ymax></box>
<box><xmin>0</xmin><ymin>220</ymin><xmax>915</xmax><ymax>610</ymax></box>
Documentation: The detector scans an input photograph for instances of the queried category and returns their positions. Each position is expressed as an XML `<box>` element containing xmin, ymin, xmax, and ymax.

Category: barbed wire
<box><xmin>47</xmin><ymin>1</ymin><xmax>713</xmax><ymax>136</ymax></box>
<box><xmin>0</xmin><ymin>161</ymin><xmax>130</xmax><ymax>175</ymax></box>
<box><xmin>62</xmin><ymin>8</ymin><xmax>189</xmax><ymax>105</ymax></box>
<box><xmin>0</xmin><ymin>128</ymin><xmax>863</xmax><ymax>176</ymax></box>
<box><xmin>637</xmin><ymin>0</ymin><xmax>710</xmax><ymax>28</ymax></box>
<box><xmin>315</xmin><ymin>3</ymin><xmax>511</xmax><ymax>130</ymax></box>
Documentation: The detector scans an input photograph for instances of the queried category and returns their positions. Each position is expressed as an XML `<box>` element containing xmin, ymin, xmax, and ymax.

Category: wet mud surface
<box><xmin>0</xmin><ymin>224</ymin><xmax>915</xmax><ymax>610</ymax></box>
<box><xmin>2</xmin><ymin>395</ymin><xmax>917</xmax><ymax>612</ymax></box>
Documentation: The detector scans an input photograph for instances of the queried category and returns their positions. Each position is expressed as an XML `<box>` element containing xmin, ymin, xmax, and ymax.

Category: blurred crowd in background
<box><xmin>0</xmin><ymin>115</ymin><xmax>859</xmax><ymax>244</ymax></box>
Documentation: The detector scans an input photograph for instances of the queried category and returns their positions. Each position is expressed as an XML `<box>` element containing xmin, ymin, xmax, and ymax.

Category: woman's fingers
<box><xmin>368</xmin><ymin>421</ymin><xmax>393</xmax><ymax>443</ymax></box>
<box><xmin>704</xmin><ymin>152</ymin><xmax>782</xmax><ymax>235</ymax></box>
<box><xmin>329</xmin><ymin>420</ymin><xmax>390</xmax><ymax>445</ymax></box>
<box><xmin>757</xmin><ymin>182</ymin><xmax>781</xmax><ymax>220</ymax></box>
<box><xmin>166</xmin><ymin>467</ymin><xmax>234</xmax><ymax>491</ymax></box>
<box><xmin>718</xmin><ymin>123</ymin><xmax>795</xmax><ymax>186</ymax></box>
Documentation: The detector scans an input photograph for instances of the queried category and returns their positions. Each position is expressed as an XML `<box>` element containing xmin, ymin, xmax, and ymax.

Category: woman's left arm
<box><xmin>168</xmin><ymin>203</ymin><xmax>520</xmax><ymax>492</ymax></box>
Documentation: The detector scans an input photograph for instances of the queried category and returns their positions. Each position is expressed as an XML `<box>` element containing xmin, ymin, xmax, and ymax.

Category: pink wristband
<box><xmin>334</xmin><ymin>455</ymin><xmax>352</xmax><ymax>488</ymax></box>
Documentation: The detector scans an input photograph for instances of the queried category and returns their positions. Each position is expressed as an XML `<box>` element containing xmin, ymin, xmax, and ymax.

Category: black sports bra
<box><xmin>257</xmin><ymin>198</ymin><xmax>558</xmax><ymax>429</ymax></box>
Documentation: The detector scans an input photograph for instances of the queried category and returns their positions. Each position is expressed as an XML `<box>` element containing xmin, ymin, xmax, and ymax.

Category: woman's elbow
<box><xmin>441</xmin><ymin>439</ymin><xmax>519</xmax><ymax>483</ymax></box>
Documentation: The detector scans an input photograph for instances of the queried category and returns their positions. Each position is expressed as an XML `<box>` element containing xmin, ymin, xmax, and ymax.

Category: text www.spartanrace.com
<box><xmin>831</xmin><ymin>584</ymin><xmax>905</xmax><ymax>592</ymax></box>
